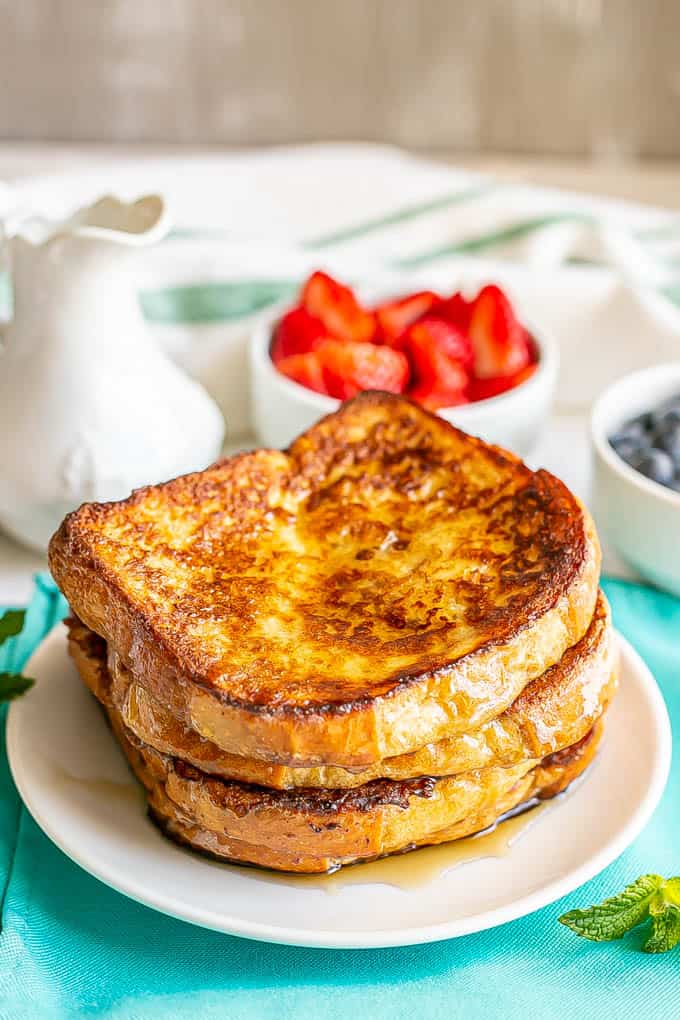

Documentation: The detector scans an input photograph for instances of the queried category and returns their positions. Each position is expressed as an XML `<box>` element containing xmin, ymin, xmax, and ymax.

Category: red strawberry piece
<box><xmin>374</xmin><ymin>291</ymin><xmax>440</xmax><ymax>345</ymax></box>
<box><xmin>468</xmin><ymin>284</ymin><xmax>530</xmax><ymax>379</ymax></box>
<box><xmin>404</xmin><ymin>317</ymin><xmax>473</xmax><ymax>382</ymax></box>
<box><xmin>276</xmin><ymin>352</ymin><xmax>329</xmax><ymax>395</ymax></box>
<box><xmin>301</xmin><ymin>271</ymin><xmax>375</xmax><ymax>343</ymax></box>
<box><xmin>468</xmin><ymin>362</ymin><xmax>537</xmax><ymax>402</ymax></box>
<box><xmin>526</xmin><ymin>334</ymin><xmax>540</xmax><ymax>363</ymax></box>
<box><xmin>404</xmin><ymin>318</ymin><xmax>471</xmax><ymax>410</ymax></box>
<box><xmin>271</xmin><ymin>306</ymin><xmax>328</xmax><ymax>362</ymax></box>
<box><xmin>405</xmin><ymin>316</ymin><xmax>474</xmax><ymax>371</ymax></box>
<box><xmin>409</xmin><ymin>381</ymin><xmax>470</xmax><ymax>411</ymax></box>
<box><xmin>316</xmin><ymin>338</ymin><xmax>409</xmax><ymax>400</ymax></box>
<box><xmin>431</xmin><ymin>291</ymin><xmax>473</xmax><ymax>331</ymax></box>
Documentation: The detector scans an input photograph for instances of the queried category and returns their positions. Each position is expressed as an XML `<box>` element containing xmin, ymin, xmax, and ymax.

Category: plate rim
<box><xmin>7</xmin><ymin>624</ymin><xmax>672</xmax><ymax>950</ymax></box>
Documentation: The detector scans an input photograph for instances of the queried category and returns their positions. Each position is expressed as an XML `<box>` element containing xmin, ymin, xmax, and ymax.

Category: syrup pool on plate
<box><xmin>258</xmin><ymin>792</ymin><xmax>570</xmax><ymax>893</ymax></box>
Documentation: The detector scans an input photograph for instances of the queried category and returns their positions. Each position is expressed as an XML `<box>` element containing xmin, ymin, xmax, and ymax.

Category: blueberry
<box><xmin>650</xmin><ymin>394</ymin><xmax>680</xmax><ymax>430</ymax></box>
<box><xmin>628</xmin><ymin>448</ymin><xmax>675</xmax><ymax>486</ymax></box>
<box><xmin>609</xmin><ymin>436</ymin><xmax>648</xmax><ymax>462</ymax></box>
<box><xmin>654</xmin><ymin>409</ymin><xmax>680</xmax><ymax>434</ymax></box>
<box><xmin>630</xmin><ymin>410</ymin><xmax>654</xmax><ymax>431</ymax></box>
<box><xmin>609</xmin><ymin>419</ymin><xmax>649</xmax><ymax>449</ymax></box>
<box><xmin>609</xmin><ymin>415</ymin><xmax>651</xmax><ymax>464</ymax></box>
<box><xmin>652</xmin><ymin>421</ymin><xmax>680</xmax><ymax>463</ymax></box>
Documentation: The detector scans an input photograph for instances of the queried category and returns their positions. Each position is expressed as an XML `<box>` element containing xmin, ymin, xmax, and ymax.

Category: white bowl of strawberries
<box><xmin>250</xmin><ymin>271</ymin><xmax>559</xmax><ymax>455</ymax></box>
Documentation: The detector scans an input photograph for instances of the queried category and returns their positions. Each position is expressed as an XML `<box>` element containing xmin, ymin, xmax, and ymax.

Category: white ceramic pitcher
<box><xmin>0</xmin><ymin>195</ymin><xmax>225</xmax><ymax>550</ymax></box>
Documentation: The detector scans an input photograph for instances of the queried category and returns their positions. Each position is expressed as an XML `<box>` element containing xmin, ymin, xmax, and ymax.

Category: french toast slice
<box><xmin>104</xmin><ymin>694</ymin><xmax>604</xmax><ymax>873</ymax></box>
<box><xmin>67</xmin><ymin>591</ymin><xmax>617</xmax><ymax>787</ymax></box>
<box><xmin>50</xmin><ymin>391</ymin><xmax>600</xmax><ymax>766</ymax></box>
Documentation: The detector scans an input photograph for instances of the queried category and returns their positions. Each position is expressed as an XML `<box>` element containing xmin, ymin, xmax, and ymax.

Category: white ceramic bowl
<box><xmin>591</xmin><ymin>362</ymin><xmax>680</xmax><ymax>596</ymax></box>
<box><xmin>249</xmin><ymin>296</ymin><xmax>559</xmax><ymax>456</ymax></box>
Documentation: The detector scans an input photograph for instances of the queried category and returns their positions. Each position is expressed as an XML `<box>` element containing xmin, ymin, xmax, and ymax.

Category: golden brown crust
<box><xmin>67</xmin><ymin>591</ymin><xmax>617</xmax><ymax>787</ymax></box>
<box><xmin>50</xmin><ymin>391</ymin><xmax>600</xmax><ymax>765</ymax></box>
<box><xmin>106</xmin><ymin>700</ymin><xmax>604</xmax><ymax>873</ymax></box>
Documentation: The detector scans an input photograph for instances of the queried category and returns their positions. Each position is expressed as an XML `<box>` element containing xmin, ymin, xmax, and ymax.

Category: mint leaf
<box><xmin>643</xmin><ymin>882</ymin><xmax>680</xmax><ymax>953</ymax></box>
<box><xmin>559</xmin><ymin>875</ymin><xmax>664</xmax><ymax>941</ymax></box>
<box><xmin>0</xmin><ymin>672</ymin><xmax>34</xmax><ymax>701</ymax></box>
<box><xmin>663</xmin><ymin>877</ymin><xmax>680</xmax><ymax>908</ymax></box>
<box><xmin>0</xmin><ymin>609</ymin><xmax>26</xmax><ymax>646</ymax></box>
<box><xmin>644</xmin><ymin>900</ymin><xmax>680</xmax><ymax>954</ymax></box>
<box><xmin>560</xmin><ymin>876</ymin><xmax>680</xmax><ymax>954</ymax></box>
<box><xmin>0</xmin><ymin>611</ymin><xmax>34</xmax><ymax>703</ymax></box>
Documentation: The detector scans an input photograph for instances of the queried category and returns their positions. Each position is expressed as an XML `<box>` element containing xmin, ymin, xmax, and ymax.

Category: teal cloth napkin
<box><xmin>0</xmin><ymin>575</ymin><xmax>678</xmax><ymax>1020</ymax></box>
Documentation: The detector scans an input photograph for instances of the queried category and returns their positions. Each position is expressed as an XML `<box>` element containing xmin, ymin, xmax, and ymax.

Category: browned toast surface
<box><xmin>50</xmin><ymin>392</ymin><xmax>600</xmax><ymax>765</ymax></box>
<box><xmin>67</xmin><ymin>591</ymin><xmax>616</xmax><ymax>787</ymax></box>
<box><xmin>105</xmin><ymin>696</ymin><xmax>604</xmax><ymax>873</ymax></box>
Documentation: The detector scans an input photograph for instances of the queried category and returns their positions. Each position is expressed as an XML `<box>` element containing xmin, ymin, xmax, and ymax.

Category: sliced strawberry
<box><xmin>404</xmin><ymin>318</ymin><xmax>471</xmax><ymax>410</ymax></box>
<box><xmin>409</xmin><ymin>381</ymin><xmax>470</xmax><ymax>411</ymax></box>
<box><xmin>374</xmin><ymin>291</ymin><xmax>440</xmax><ymax>345</ymax></box>
<box><xmin>271</xmin><ymin>306</ymin><xmax>328</xmax><ymax>362</ymax></box>
<box><xmin>431</xmin><ymin>291</ymin><xmax>473</xmax><ymax>331</ymax></box>
<box><xmin>405</xmin><ymin>316</ymin><xmax>473</xmax><ymax>371</ymax></box>
<box><xmin>276</xmin><ymin>352</ymin><xmax>329</xmax><ymax>395</ymax></box>
<box><xmin>468</xmin><ymin>363</ymin><xmax>537</xmax><ymax>402</ymax></box>
<box><xmin>301</xmin><ymin>271</ymin><xmax>375</xmax><ymax>343</ymax></box>
<box><xmin>468</xmin><ymin>284</ymin><xmax>530</xmax><ymax>379</ymax></box>
<box><xmin>316</xmin><ymin>338</ymin><xmax>409</xmax><ymax>400</ymax></box>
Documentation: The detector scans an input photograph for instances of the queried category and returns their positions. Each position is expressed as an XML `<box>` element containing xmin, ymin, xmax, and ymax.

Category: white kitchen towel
<box><xmin>3</xmin><ymin>144</ymin><xmax>680</xmax><ymax>431</ymax></box>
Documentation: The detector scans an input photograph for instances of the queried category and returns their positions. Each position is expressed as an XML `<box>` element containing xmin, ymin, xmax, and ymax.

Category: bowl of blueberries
<box><xmin>591</xmin><ymin>362</ymin><xmax>680</xmax><ymax>596</ymax></box>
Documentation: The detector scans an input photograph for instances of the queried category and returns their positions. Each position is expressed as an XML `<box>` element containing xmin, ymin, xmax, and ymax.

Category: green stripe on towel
<box><xmin>393</xmin><ymin>212</ymin><xmax>594</xmax><ymax>268</ymax></box>
<box><xmin>304</xmin><ymin>185</ymin><xmax>493</xmax><ymax>249</ymax></box>
<box><xmin>139</xmin><ymin>280</ymin><xmax>298</xmax><ymax>325</ymax></box>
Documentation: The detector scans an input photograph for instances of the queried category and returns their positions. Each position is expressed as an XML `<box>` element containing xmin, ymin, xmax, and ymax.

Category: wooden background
<box><xmin>0</xmin><ymin>0</ymin><xmax>679</xmax><ymax>157</ymax></box>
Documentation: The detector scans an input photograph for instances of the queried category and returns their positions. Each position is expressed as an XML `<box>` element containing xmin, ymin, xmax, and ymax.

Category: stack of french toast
<box><xmin>49</xmin><ymin>393</ymin><xmax>617</xmax><ymax>874</ymax></box>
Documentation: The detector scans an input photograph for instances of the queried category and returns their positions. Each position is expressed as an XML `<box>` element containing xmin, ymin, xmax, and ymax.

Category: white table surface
<box><xmin>0</xmin><ymin>144</ymin><xmax>644</xmax><ymax>605</ymax></box>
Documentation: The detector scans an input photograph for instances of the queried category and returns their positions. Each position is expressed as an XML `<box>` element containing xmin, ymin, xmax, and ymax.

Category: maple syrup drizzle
<box><xmin>51</xmin><ymin>765</ymin><xmax>584</xmax><ymax>891</ymax></box>
<box><xmin>257</xmin><ymin>795</ymin><xmax>557</xmax><ymax>893</ymax></box>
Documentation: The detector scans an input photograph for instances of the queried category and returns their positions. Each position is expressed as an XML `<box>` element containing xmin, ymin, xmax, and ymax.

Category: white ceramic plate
<box><xmin>7</xmin><ymin>625</ymin><xmax>671</xmax><ymax>949</ymax></box>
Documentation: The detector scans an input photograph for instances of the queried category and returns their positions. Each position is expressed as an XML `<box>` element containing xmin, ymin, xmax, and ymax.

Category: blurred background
<box><xmin>1</xmin><ymin>0</ymin><xmax>680</xmax><ymax>592</ymax></box>
<box><xmin>0</xmin><ymin>0</ymin><xmax>676</xmax><ymax>155</ymax></box>
<box><xmin>0</xmin><ymin>0</ymin><xmax>679</xmax><ymax>205</ymax></box>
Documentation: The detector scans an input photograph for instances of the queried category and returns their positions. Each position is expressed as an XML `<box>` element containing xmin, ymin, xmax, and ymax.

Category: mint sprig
<box><xmin>0</xmin><ymin>672</ymin><xmax>34</xmax><ymax>701</ymax></box>
<box><xmin>0</xmin><ymin>609</ymin><xmax>34</xmax><ymax>703</ymax></box>
<box><xmin>0</xmin><ymin>609</ymin><xmax>26</xmax><ymax>645</ymax></box>
<box><xmin>559</xmin><ymin>875</ymin><xmax>680</xmax><ymax>953</ymax></box>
